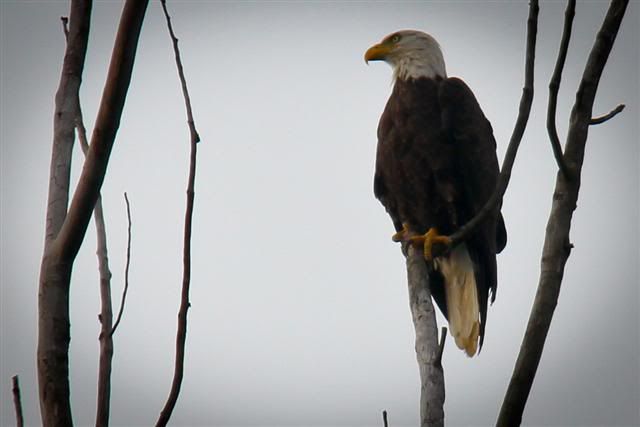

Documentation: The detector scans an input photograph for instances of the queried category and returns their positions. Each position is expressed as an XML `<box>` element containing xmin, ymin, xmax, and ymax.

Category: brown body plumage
<box><xmin>367</xmin><ymin>30</ymin><xmax>506</xmax><ymax>355</ymax></box>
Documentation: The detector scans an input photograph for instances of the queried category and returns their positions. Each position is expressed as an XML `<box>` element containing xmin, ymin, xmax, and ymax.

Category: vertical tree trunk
<box><xmin>37</xmin><ymin>1</ymin><xmax>149</xmax><ymax>425</ymax></box>
<box><xmin>38</xmin><ymin>3</ymin><xmax>92</xmax><ymax>425</ymax></box>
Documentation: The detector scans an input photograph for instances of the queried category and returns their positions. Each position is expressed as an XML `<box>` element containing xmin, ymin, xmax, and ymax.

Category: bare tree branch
<box><xmin>94</xmin><ymin>194</ymin><xmax>114</xmax><ymax>427</ymax></box>
<box><xmin>61</xmin><ymin>18</ymin><xmax>116</xmax><ymax>426</ymax></box>
<box><xmin>53</xmin><ymin>0</ymin><xmax>149</xmax><ymax>261</ymax></box>
<box><xmin>497</xmin><ymin>1</ymin><xmax>629</xmax><ymax>425</ymax></box>
<box><xmin>38</xmin><ymin>2</ymin><xmax>148</xmax><ymax>425</ymax></box>
<box><xmin>156</xmin><ymin>1</ymin><xmax>201</xmax><ymax>425</ymax></box>
<box><xmin>12</xmin><ymin>375</ymin><xmax>24</xmax><ymax>427</ymax></box>
<box><xmin>382</xmin><ymin>410</ymin><xmax>388</xmax><ymax>427</ymax></box>
<box><xmin>38</xmin><ymin>3</ymin><xmax>92</xmax><ymax>425</ymax></box>
<box><xmin>546</xmin><ymin>0</ymin><xmax>575</xmax><ymax>179</ymax></box>
<box><xmin>590</xmin><ymin>103</ymin><xmax>625</xmax><ymax>124</ymax></box>
<box><xmin>446</xmin><ymin>0</ymin><xmax>539</xmax><ymax>252</ymax></box>
<box><xmin>111</xmin><ymin>192</ymin><xmax>132</xmax><ymax>336</ymax></box>
<box><xmin>406</xmin><ymin>245</ymin><xmax>445</xmax><ymax>427</ymax></box>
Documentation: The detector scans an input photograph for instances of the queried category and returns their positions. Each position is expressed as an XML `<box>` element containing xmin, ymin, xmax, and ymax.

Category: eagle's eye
<box><xmin>391</xmin><ymin>34</ymin><xmax>401</xmax><ymax>44</ymax></box>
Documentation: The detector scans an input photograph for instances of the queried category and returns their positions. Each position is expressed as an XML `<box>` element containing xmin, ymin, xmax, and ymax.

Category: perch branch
<box><xmin>497</xmin><ymin>1</ymin><xmax>629</xmax><ymax>425</ymax></box>
<box><xmin>406</xmin><ymin>245</ymin><xmax>445</xmax><ymax>427</ymax></box>
<box><xmin>12</xmin><ymin>375</ymin><xmax>24</xmax><ymax>427</ymax></box>
<box><xmin>156</xmin><ymin>1</ymin><xmax>201</xmax><ymax>425</ymax></box>
<box><xmin>447</xmin><ymin>0</ymin><xmax>539</xmax><ymax>251</ymax></box>
<box><xmin>111</xmin><ymin>192</ymin><xmax>132</xmax><ymax>336</ymax></box>
<box><xmin>382</xmin><ymin>410</ymin><xmax>388</xmax><ymax>427</ymax></box>
<box><xmin>546</xmin><ymin>0</ymin><xmax>575</xmax><ymax>179</ymax></box>
<box><xmin>590</xmin><ymin>103</ymin><xmax>625</xmax><ymax>124</ymax></box>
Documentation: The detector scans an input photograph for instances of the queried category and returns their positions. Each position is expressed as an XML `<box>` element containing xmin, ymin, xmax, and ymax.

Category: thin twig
<box><xmin>156</xmin><ymin>1</ymin><xmax>201</xmax><ymax>425</ymax></box>
<box><xmin>12</xmin><ymin>375</ymin><xmax>24</xmax><ymax>427</ymax></box>
<box><xmin>590</xmin><ymin>103</ymin><xmax>625</xmax><ymax>124</ymax></box>
<box><xmin>546</xmin><ymin>0</ymin><xmax>575</xmax><ymax>179</ymax></box>
<box><xmin>382</xmin><ymin>410</ymin><xmax>388</xmax><ymax>427</ymax></box>
<box><xmin>111</xmin><ymin>192</ymin><xmax>132</xmax><ymax>336</ymax></box>
<box><xmin>447</xmin><ymin>0</ymin><xmax>539</xmax><ymax>251</ymax></box>
<box><xmin>159</xmin><ymin>0</ymin><xmax>200</xmax><ymax>144</ymax></box>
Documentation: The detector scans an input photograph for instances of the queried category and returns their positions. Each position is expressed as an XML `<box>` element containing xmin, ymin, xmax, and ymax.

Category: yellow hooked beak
<box><xmin>364</xmin><ymin>42</ymin><xmax>393</xmax><ymax>64</ymax></box>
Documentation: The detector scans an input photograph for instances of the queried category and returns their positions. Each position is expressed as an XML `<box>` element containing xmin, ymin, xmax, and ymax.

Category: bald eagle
<box><xmin>365</xmin><ymin>30</ymin><xmax>506</xmax><ymax>356</ymax></box>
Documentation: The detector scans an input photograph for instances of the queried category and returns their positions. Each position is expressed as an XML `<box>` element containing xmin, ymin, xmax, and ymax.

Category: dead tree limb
<box><xmin>76</xmin><ymin>91</ymin><xmax>115</xmax><ymax>427</ymax></box>
<box><xmin>61</xmin><ymin>17</ymin><xmax>116</xmax><ymax>426</ymax></box>
<box><xmin>12</xmin><ymin>375</ymin><xmax>24</xmax><ymax>427</ymax></box>
<box><xmin>38</xmin><ymin>1</ymin><xmax>148</xmax><ymax>426</ymax></box>
<box><xmin>589</xmin><ymin>103</ymin><xmax>625</xmax><ymax>124</ymax></box>
<box><xmin>447</xmin><ymin>0</ymin><xmax>539</xmax><ymax>251</ymax></box>
<box><xmin>406</xmin><ymin>245</ymin><xmax>445</xmax><ymax>427</ymax></box>
<box><xmin>156</xmin><ymin>1</ymin><xmax>201</xmax><ymax>425</ymax></box>
<box><xmin>38</xmin><ymin>3</ymin><xmax>92</xmax><ymax>425</ymax></box>
<box><xmin>94</xmin><ymin>186</ymin><xmax>114</xmax><ymax>427</ymax></box>
<box><xmin>497</xmin><ymin>1</ymin><xmax>629</xmax><ymax>425</ymax></box>
<box><xmin>546</xmin><ymin>0</ymin><xmax>575</xmax><ymax>179</ymax></box>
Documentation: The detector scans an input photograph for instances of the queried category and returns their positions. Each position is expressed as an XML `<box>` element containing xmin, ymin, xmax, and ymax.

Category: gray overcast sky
<box><xmin>1</xmin><ymin>1</ymin><xmax>638</xmax><ymax>426</ymax></box>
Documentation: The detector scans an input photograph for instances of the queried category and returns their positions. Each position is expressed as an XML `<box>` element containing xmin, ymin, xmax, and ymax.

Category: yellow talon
<box><xmin>392</xmin><ymin>223</ymin><xmax>411</xmax><ymax>242</ymax></box>
<box><xmin>393</xmin><ymin>224</ymin><xmax>451</xmax><ymax>260</ymax></box>
<box><xmin>423</xmin><ymin>227</ymin><xmax>451</xmax><ymax>261</ymax></box>
<box><xmin>407</xmin><ymin>227</ymin><xmax>451</xmax><ymax>261</ymax></box>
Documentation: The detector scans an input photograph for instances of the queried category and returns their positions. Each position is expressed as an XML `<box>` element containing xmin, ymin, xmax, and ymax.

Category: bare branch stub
<box><xmin>590</xmin><ymin>103</ymin><xmax>625</xmax><ymax>125</ymax></box>
<box><xmin>382</xmin><ymin>410</ymin><xmax>388</xmax><ymax>427</ymax></box>
<box><xmin>156</xmin><ymin>1</ymin><xmax>201</xmax><ymax>425</ymax></box>
<box><xmin>436</xmin><ymin>326</ymin><xmax>447</xmax><ymax>367</ymax></box>
<box><xmin>60</xmin><ymin>16</ymin><xmax>69</xmax><ymax>38</ymax></box>
<box><xmin>546</xmin><ymin>0</ymin><xmax>575</xmax><ymax>179</ymax></box>
<box><xmin>12</xmin><ymin>375</ymin><xmax>24</xmax><ymax>427</ymax></box>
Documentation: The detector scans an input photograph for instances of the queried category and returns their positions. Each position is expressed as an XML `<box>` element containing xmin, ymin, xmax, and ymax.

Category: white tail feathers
<box><xmin>435</xmin><ymin>243</ymin><xmax>480</xmax><ymax>357</ymax></box>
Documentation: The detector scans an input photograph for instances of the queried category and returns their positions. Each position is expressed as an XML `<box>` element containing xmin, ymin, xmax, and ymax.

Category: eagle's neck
<box><xmin>393</xmin><ymin>48</ymin><xmax>447</xmax><ymax>81</ymax></box>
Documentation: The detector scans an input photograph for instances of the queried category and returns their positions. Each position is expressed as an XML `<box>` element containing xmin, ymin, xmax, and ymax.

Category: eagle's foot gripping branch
<box><xmin>392</xmin><ymin>224</ymin><xmax>451</xmax><ymax>261</ymax></box>
<box><xmin>392</xmin><ymin>223</ymin><xmax>411</xmax><ymax>243</ymax></box>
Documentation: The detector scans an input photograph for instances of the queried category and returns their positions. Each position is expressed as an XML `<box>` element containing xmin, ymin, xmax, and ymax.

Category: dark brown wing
<box><xmin>373</xmin><ymin>77</ymin><xmax>506</xmax><ymax>350</ymax></box>
<box><xmin>374</xmin><ymin>77</ymin><xmax>459</xmax><ymax>319</ymax></box>
<box><xmin>374</xmin><ymin>78</ymin><xmax>459</xmax><ymax>234</ymax></box>
<box><xmin>438</xmin><ymin>77</ymin><xmax>507</xmax><ymax>349</ymax></box>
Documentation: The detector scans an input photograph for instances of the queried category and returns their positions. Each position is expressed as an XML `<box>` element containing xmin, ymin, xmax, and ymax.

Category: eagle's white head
<box><xmin>365</xmin><ymin>30</ymin><xmax>447</xmax><ymax>81</ymax></box>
